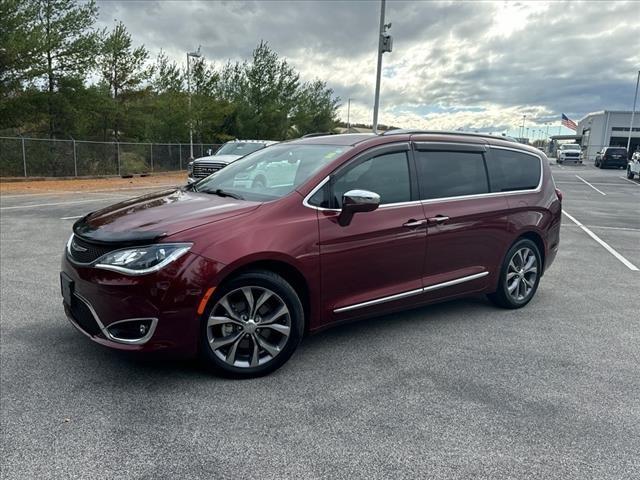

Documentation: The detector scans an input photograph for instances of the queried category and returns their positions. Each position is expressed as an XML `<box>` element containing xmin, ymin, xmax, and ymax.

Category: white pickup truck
<box><xmin>556</xmin><ymin>144</ymin><xmax>582</xmax><ymax>164</ymax></box>
<box><xmin>627</xmin><ymin>151</ymin><xmax>640</xmax><ymax>179</ymax></box>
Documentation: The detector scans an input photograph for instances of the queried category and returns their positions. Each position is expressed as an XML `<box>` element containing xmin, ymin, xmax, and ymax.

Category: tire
<box><xmin>594</xmin><ymin>160</ymin><xmax>599</xmax><ymax>168</ymax></box>
<box><xmin>627</xmin><ymin>168</ymin><xmax>634</xmax><ymax>179</ymax></box>
<box><xmin>488</xmin><ymin>238</ymin><xmax>542</xmax><ymax>309</ymax></box>
<box><xmin>199</xmin><ymin>270</ymin><xmax>305</xmax><ymax>378</ymax></box>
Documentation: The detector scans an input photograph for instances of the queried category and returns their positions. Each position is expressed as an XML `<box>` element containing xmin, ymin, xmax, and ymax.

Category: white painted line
<box><xmin>620</xmin><ymin>177</ymin><xmax>640</xmax><ymax>186</ymax></box>
<box><xmin>555</xmin><ymin>181</ymin><xmax>636</xmax><ymax>187</ymax></box>
<box><xmin>562</xmin><ymin>210</ymin><xmax>638</xmax><ymax>271</ymax></box>
<box><xmin>60</xmin><ymin>215</ymin><xmax>84</xmax><ymax>220</ymax></box>
<box><xmin>0</xmin><ymin>198</ymin><xmax>117</xmax><ymax>211</ymax></box>
<box><xmin>575</xmin><ymin>175</ymin><xmax>606</xmax><ymax>195</ymax></box>
<box><xmin>562</xmin><ymin>224</ymin><xmax>640</xmax><ymax>232</ymax></box>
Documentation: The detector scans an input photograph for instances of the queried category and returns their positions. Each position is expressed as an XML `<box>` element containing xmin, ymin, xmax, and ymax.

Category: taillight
<box><xmin>555</xmin><ymin>188</ymin><xmax>563</xmax><ymax>202</ymax></box>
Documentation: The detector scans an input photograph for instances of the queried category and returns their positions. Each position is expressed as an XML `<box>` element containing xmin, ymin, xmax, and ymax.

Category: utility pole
<box><xmin>372</xmin><ymin>0</ymin><xmax>392</xmax><ymax>133</ymax></box>
<box><xmin>627</xmin><ymin>69</ymin><xmax>639</xmax><ymax>153</ymax></box>
<box><xmin>187</xmin><ymin>46</ymin><xmax>201</xmax><ymax>161</ymax></box>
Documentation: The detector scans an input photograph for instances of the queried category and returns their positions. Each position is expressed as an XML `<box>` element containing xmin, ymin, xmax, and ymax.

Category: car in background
<box><xmin>188</xmin><ymin>140</ymin><xmax>278</xmax><ymax>183</ymax></box>
<box><xmin>627</xmin><ymin>150</ymin><xmax>640</xmax><ymax>179</ymax></box>
<box><xmin>60</xmin><ymin>131</ymin><xmax>561</xmax><ymax>378</ymax></box>
<box><xmin>595</xmin><ymin>147</ymin><xmax>628</xmax><ymax>169</ymax></box>
<box><xmin>556</xmin><ymin>144</ymin><xmax>582</xmax><ymax>164</ymax></box>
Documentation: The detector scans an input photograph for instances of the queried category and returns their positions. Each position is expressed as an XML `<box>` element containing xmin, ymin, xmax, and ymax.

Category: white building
<box><xmin>576</xmin><ymin>110</ymin><xmax>640</xmax><ymax>161</ymax></box>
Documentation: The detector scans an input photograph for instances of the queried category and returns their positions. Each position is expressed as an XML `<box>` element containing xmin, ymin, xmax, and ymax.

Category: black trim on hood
<box><xmin>73</xmin><ymin>214</ymin><xmax>167</xmax><ymax>246</ymax></box>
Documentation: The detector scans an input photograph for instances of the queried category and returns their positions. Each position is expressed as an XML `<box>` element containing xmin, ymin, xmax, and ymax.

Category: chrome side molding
<box><xmin>333</xmin><ymin>271</ymin><xmax>489</xmax><ymax>313</ymax></box>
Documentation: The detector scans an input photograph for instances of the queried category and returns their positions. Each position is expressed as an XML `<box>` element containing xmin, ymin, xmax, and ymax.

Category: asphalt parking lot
<box><xmin>1</xmin><ymin>164</ymin><xmax>639</xmax><ymax>479</ymax></box>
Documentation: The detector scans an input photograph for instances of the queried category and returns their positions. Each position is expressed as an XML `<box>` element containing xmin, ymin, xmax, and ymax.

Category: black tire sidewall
<box><xmin>198</xmin><ymin>270</ymin><xmax>304</xmax><ymax>378</ymax></box>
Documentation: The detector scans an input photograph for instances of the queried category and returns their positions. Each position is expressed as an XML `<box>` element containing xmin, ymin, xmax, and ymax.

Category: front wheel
<box><xmin>488</xmin><ymin>239</ymin><xmax>541</xmax><ymax>309</ymax></box>
<box><xmin>199</xmin><ymin>270</ymin><xmax>304</xmax><ymax>378</ymax></box>
<box><xmin>627</xmin><ymin>167</ymin><xmax>635</xmax><ymax>179</ymax></box>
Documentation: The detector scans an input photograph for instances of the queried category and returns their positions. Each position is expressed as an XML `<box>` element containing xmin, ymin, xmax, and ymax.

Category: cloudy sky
<box><xmin>96</xmin><ymin>0</ymin><xmax>640</xmax><ymax>137</ymax></box>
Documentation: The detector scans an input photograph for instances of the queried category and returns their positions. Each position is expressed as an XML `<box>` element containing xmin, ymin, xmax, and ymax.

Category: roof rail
<box><xmin>381</xmin><ymin>129</ymin><xmax>518</xmax><ymax>143</ymax></box>
<box><xmin>301</xmin><ymin>132</ymin><xmax>335</xmax><ymax>138</ymax></box>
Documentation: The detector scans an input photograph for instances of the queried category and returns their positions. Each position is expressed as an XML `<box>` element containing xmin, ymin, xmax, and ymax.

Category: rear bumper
<box><xmin>602</xmin><ymin>159</ymin><xmax>627</xmax><ymax>167</ymax></box>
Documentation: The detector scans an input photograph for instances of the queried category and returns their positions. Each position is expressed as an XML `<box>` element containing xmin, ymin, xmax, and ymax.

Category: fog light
<box><xmin>139</xmin><ymin>324</ymin><xmax>147</xmax><ymax>335</ymax></box>
<box><xmin>106</xmin><ymin>318</ymin><xmax>156</xmax><ymax>343</ymax></box>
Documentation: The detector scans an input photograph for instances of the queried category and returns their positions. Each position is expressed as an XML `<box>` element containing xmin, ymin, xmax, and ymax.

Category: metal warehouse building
<box><xmin>576</xmin><ymin>110</ymin><xmax>640</xmax><ymax>162</ymax></box>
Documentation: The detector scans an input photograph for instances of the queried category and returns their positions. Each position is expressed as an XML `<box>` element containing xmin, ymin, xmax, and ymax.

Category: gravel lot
<box><xmin>1</xmin><ymin>163</ymin><xmax>639</xmax><ymax>479</ymax></box>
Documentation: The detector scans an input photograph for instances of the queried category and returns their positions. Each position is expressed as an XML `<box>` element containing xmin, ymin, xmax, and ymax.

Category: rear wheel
<box><xmin>488</xmin><ymin>238</ymin><xmax>541</xmax><ymax>309</ymax></box>
<box><xmin>628</xmin><ymin>167</ymin><xmax>635</xmax><ymax>179</ymax></box>
<box><xmin>199</xmin><ymin>270</ymin><xmax>304</xmax><ymax>378</ymax></box>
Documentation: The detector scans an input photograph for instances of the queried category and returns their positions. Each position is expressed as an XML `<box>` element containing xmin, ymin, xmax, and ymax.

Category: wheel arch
<box><xmin>215</xmin><ymin>258</ymin><xmax>311</xmax><ymax>331</ymax></box>
<box><xmin>517</xmin><ymin>231</ymin><xmax>546</xmax><ymax>274</ymax></box>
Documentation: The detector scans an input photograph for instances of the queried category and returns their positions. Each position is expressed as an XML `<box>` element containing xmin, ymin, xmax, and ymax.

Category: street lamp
<box><xmin>520</xmin><ymin>115</ymin><xmax>526</xmax><ymax>139</ymax></box>
<box><xmin>187</xmin><ymin>46</ymin><xmax>202</xmax><ymax>160</ymax></box>
<box><xmin>372</xmin><ymin>0</ymin><xmax>393</xmax><ymax>133</ymax></box>
<box><xmin>627</xmin><ymin>69</ymin><xmax>639</xmax><ymax>153</ymax></box>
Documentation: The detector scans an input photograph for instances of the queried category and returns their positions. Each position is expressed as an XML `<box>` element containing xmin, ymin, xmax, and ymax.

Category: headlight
<box><xmin>187</xmin><ymin>162</ymin><xmax>194</xmax><ymax>174</ymax></box>
<box><xmin>94</xmin><ymin>243</ymin><xmax>192</xmax><ymax>275</ymax></box>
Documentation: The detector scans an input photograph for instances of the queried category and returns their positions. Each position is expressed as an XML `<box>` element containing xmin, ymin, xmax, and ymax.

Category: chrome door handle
<box><xmin>403</xmin><ymin>219</ymin><xmax>427</xmax><ymax>228</ymax></box>
<box><xmin>427</xmin><ymin>215</ymin><xmax>450</xmax><ymax>224</ymax></box>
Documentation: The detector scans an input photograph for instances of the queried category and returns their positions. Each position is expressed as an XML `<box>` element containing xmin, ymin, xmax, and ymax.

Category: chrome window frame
<box><xmin>303</xmin><ymin>143</ymin><xmax>545</xmax><ymax>211</ymax></box>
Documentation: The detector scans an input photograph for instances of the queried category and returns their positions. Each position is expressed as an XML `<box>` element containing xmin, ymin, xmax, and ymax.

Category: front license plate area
<box><xmin>60</xmin><ymin>272</ymin><xmax>74</xmax><ymax>305</ymax></box>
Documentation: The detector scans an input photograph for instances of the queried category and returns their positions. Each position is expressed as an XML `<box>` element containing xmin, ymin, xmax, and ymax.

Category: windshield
<box><xmin>216</xmin><ymin>142</ymin><xmax>267</xmax><ymax>156</ymax></box>
<box><xmin>561</xmin><ymin>144</ymin><xmax>580</xmax><ymax>150</ymax></box>
<box><xmin>194</xmin><ymin>144</ymin><xmax>349</xmax><ymax>201</ymax></box>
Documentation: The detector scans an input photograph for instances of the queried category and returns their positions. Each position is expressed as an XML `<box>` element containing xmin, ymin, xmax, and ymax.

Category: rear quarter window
<box><xmin>486</xmin><ymin>148</ymin><xmax>541</xmax><ymax>192</ymax></box>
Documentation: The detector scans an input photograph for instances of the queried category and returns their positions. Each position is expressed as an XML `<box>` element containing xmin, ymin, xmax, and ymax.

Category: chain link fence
<box><xmin>0</xmin><ymin>137</ymin><xmax>222</xmax><ymax>177</ymax></box>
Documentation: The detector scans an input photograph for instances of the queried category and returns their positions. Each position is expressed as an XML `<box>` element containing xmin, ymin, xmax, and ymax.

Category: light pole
<box><xmin>372</xmin><ymin>0</ymin><xmax>393</xmax><ymax>133</ymax></box>
<box><xmin>186</xmin><ymin>47</ymin><xmax>201</xmax><ymax>160</ymax></box>
<box><xmin>347</xmin><ymin>98</ymin><xmax>351</xmax><ymax>131</ymax></box>
<box><xmin>627</xmin><ymin>69</ymin><xmax>640</xmax><ymax>153</ymax></box>
<box><xmin>520</xmin><ymin>115</ymin><xmax>526</xmax><ymax>139</ymax></box>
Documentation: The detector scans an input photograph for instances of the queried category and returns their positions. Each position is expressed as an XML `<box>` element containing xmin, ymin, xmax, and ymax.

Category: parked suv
<box><xmin>628</xmin><ymin>150</ymin><xmax>640</xmax><ymax>179</ymax></box>
<box><xmin>595</xmin><ymin>147</ymin><xmax>628</xmax><ymax>169</ymax></box>
<box><xmin>187</xmin><ymin>139</ymin><xmax>278</xmax><ymax>183</ymax></box>
<box><xmin>61</xmin><ymin>132</ymin><xmax>561</xmax><ymax>377</ymax></box>
<box><xmin>556</xmin><ymin>144</ymin><xmax>582</xmax><ymax>164</ymax></box>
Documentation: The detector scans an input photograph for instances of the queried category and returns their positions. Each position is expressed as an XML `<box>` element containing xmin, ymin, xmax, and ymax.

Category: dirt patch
<box><xmin>0</xmin><ymin>172</ymin><xmax>186</xmax><ymax>195</ymax></box>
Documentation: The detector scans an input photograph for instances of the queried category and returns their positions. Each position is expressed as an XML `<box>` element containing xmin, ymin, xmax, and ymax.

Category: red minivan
<box><xmin>61</xmin><ymin>131</ymin><xmax>561</xmax><ymax>377</ymax></box>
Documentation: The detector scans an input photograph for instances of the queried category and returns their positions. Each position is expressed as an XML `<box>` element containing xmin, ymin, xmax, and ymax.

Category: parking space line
<box><xmin>563</xmin><ymin>224</ymin><xmax>640</xmax><ymax>232</ymax></box>
<box><xmin>0</xmin><ymin>198</ymin><xmax>118</xmax><ymax>211</ymax></box>
<box><xmin>562</xmin><ymin>210</ymin><xmax>638</xmax><ymax>271</ymax></box>
<box><xmin>620</xmin><ymin>177</ymin><xmax>640</xmax><ymax>186</ymax></box>
<box><xmin>575</xmin><ymin>175</ymin><xmax>606</xmax><ymax>195</ymax></box>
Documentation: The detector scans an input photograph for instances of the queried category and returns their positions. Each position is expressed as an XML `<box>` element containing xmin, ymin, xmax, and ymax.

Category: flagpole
<box><xmin>627</xmin><ymin>70</ymin><xmax>640</xmax><ymax>153</ymax></box>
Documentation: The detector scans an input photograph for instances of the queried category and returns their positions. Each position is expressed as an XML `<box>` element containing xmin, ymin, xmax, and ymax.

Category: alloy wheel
<box><xmin>506</xmin><ymin>247</ymin><xmax>538</xmax><ymax>302</ymax></box>
<box><xmin>206</xmin><ymin>286</ymin><xmax>291</xmax><ymax>368</ymax></box>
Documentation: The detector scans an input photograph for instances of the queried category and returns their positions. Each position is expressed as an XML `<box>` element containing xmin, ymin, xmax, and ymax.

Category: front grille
<box><xmin>68</xmin><ymin>235</ymin><xmax>116</xmax><ymax>264</ymax></box>
<box><xmin>564</xmin><ymin>152</ymin><xmax>580</xmax><ymax>157</ymax></box>
<box><xmin>193</xmin><ymin>162</ymin><xmax>227</xmax><ymax>178</ymax></box>
<box><xmin>68</xmin><ymin>296</ymin><xmax>102</xmax><ymax>336</ymax></box>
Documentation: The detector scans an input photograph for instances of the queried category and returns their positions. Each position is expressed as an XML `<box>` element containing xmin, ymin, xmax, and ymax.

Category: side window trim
<box><xmin>306</xmin><ymin>142</ymin><xmax>413</xmax><ymax>209</ymax></box>
<box><xmin>486</xmin><ymin>145</ymin><xmax>544</xmax><ymax>193</ymax></box>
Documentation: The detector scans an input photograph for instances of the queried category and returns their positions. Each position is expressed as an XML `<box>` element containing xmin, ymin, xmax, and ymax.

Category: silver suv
<box><xmin>188</xmin><ymin>140</ymin><xmax>278</xmax><ymax>183</ymax></box>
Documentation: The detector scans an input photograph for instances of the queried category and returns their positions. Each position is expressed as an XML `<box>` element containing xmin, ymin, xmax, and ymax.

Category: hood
<box><xmin>193</xmin><ymin>154</ymin><xmax>241</xmax><ymax>164</ymax></box>
<box><xmin>73</xmin><ymin>188</ymin><xmax>260</xmax><ymax>244</ymax></box>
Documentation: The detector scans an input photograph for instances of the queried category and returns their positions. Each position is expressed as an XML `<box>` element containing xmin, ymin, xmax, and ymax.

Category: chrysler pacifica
<box><xmin>61</xmin><ymin>131</ymin><xmax>562</xmax><ymax>377</ymax></box>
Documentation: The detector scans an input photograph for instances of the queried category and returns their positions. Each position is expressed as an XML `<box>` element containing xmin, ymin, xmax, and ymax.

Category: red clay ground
<box><xmin>0</xmin><ymin>172</ymin><xmax>186</xmax><ymax>195</ymax></box>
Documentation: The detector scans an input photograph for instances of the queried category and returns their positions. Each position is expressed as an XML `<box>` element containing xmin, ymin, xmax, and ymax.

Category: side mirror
<box><xmin>338</xmin><ymin>189</ymin><xmax>380</xmax><ymax>226</ymax></box>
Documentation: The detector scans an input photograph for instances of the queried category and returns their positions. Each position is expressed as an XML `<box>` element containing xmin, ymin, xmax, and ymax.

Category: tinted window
<box><xmin>486</xmin><ymin>149</ymin><xmax>541</xmax><ymax>192</ymax></box>
<box><xmin>321</xmin><ymin>151</ymin><xmax>411</xmax><ymax>208</ymax></box>
<box><xmin>415</xmin><ymin>151</ymin><xmax>489</xmax><ymax>199</ymax></box>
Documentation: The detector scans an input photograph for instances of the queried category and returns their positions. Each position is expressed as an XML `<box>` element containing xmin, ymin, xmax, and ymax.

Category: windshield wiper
<box><xmin>208</xmin><ymin>188</ymin><xmax>244</xmax><ymax>200</ymax></box>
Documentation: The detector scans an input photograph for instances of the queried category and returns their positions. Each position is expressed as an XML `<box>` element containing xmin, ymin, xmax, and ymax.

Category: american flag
<box><xmin>561</xmin><ymin>113</ymin><xmax>577</xmax><ymax>131</ymax></box>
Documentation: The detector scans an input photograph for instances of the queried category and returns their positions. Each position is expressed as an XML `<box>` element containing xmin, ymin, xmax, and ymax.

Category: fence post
<box><xmin>72</xmin><ymin>138</ymin><xmax>78</xmax><ymax>177</ymax></box>
<box><xmin>116</xmin><ymin>141</ymin><xmax>121</xmax><ymax>176</ymax></box>
<box><xmin>21</xmin><ymin>136</ymin><xmax>27</xmax><ymax>177</ymax></box>
<box><xmin>150</xmin><ymin>143</ymin><xmax>154</xmax><ymax>172</ymax></box>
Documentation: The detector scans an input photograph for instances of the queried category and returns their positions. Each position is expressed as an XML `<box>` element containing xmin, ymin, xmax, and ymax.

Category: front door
<box><xmin>309</xmin><ymin>144</ymin><xmax>427</xmax><ymax>324</ymax></box>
